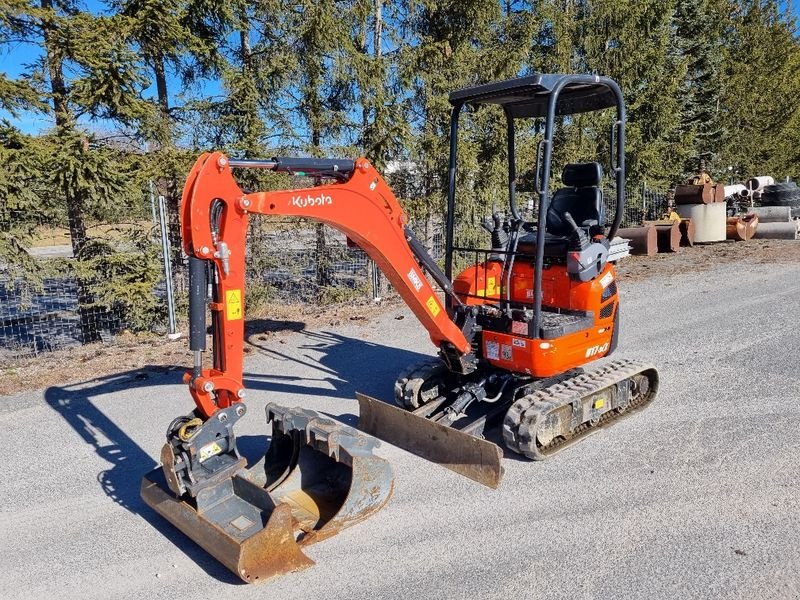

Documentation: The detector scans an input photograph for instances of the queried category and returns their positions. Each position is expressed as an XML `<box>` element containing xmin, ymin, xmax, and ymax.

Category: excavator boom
<box><xmin>180</xmin><ymin>152</ymin><xmax>469</xmax><ymax>419</ymax></box>
<box><xmin>141</xmin><ymin>152</ymin><xmax>477</xmax><ymax>584</ymax></box>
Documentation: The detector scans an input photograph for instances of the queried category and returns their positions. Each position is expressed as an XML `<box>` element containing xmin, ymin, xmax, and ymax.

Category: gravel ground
<box><xmin>1</xmin><ymin>257</ymin><xmax>799</xmax><ymax>599</ymax></box>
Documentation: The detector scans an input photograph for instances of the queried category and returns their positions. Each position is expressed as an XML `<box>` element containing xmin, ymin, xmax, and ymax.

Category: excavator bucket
<box><xmin>141</xmin><ymin>404</ymin><xmax>394</xmax><ymax>583</ymax></box>
<box><xmin>356</xmin><ymin>392</ymin><xmax>504</xmax><ymax>489</ymax></box>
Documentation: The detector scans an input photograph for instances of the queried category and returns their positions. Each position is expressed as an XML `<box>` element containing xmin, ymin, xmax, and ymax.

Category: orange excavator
<box><xmin>141</xmin><ymin>74</ymin><xmax>658</xmax><ymax>583</ymax></box>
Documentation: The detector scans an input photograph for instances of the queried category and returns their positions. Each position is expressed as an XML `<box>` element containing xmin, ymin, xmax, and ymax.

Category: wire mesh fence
<box><xmin>605</xmin><ymin>184</ymin><xmax>669</xmax><ymax>228</ymax></box>
<box><xmin>0</xmin><ymin>209</ymin><xmax>395</xmax><ymax>361</ymax></box>
<box><xmin>0</xmin><ymin>209</ymin><xmax>165</xmax><ymax>360</ymax></box>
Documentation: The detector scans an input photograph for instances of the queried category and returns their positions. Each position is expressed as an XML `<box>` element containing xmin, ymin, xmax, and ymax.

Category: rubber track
<box><xmin>502</xmin><ymin>359</ymin><xmax>658</xmax><ymax>460</ymax></box>
<box><xmin>394</xmin><ymin>358</ymin><xmax>447</xmax><ymax>409</ymax></box>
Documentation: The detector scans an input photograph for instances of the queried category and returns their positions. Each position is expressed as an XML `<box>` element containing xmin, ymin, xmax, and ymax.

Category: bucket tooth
<box><xmin>356</xmin><ymin>392</ymin><xmax>504</xmax><ymax>489</ymax></box>
<box><xmin>141</xmin><ymin>403</ymin><xmax>394</xmax><ymax>583</ymax></box>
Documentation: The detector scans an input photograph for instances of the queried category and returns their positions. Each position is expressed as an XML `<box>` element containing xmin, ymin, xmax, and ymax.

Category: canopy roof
<box><xmin>449</xmin><ymin>74</ymin><xmax>619</xmax><ymax>118</ymax></box>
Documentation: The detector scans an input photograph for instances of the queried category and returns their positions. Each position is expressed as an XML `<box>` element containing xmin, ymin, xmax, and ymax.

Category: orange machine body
<box><xmin>453</xmin><ymin>259</ymin><xmax>618</xmax><ymax>377</ymax></box>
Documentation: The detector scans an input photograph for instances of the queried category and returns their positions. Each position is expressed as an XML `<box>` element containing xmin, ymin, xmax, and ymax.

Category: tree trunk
<box><xmin>310</xmin><ymin>124</ymin><xmax>330</xmax><ymax>294</ymax></box>
<box><xmin>151</xmin><ymin>53</ymin><xmax>185</xmax><ymax>293</ymax></box>
<box><xmin>41</xmin><ymin>0</ymin><xmax>103</xmax><ymax>342</ymax></box>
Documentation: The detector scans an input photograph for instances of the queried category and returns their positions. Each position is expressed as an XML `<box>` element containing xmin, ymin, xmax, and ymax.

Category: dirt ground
<box><xmin>3</xmin><ymin>238</ymin><xmax>799</xmax><ymax>396</ymax></box>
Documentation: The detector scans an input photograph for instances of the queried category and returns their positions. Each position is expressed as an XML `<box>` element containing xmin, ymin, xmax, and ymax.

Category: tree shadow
<box><xmin>43</xmin><ymin>368</ymin><xmax>242</xmax><ymax>585</ymax></box>
<box><xmin>245</xmin><ymin>317</ymin><xmax>306</xmax><ymax>337</ymax></box>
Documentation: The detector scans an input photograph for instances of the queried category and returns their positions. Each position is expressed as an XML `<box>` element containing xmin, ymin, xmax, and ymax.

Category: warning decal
<box><xmin>199</xmin><ymin>441</ymin><xmax>222</xmax><ymax>462</ymax></box>
<box><xmin>426</xmin><ymin>295</ymin><xmax>441</xmax><ymax>317</ymax></box>
<box><xmin>226</xmin><ymin>289</ymin><xmax>243</xmax><ymax>321</ymax></box>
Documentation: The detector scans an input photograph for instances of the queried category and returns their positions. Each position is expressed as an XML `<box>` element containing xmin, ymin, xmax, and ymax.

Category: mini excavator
<box><xmin>141</xmin><ymin>74</ymin><xmax>659</xmax><ymax>583</ymax></box>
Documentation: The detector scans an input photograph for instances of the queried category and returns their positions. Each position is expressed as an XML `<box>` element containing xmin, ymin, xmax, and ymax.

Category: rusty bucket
<box><xmin>141</xmin><ymin>404</ymin><xmax>393</xmax><ymax>583</ymax></box>
<box><xmin>618</xmin><ymin>225</ymin><xmax>657</xmax><ymax>256</ymax></box>
<box><xmin>726</xmin><ymin>214</ymin><xmax>759</xmax><ymax>241</ymax></box>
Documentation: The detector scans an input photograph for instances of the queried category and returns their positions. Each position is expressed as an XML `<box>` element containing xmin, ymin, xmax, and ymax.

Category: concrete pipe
<box><xmin>724</xmin><ymin>184</ymin><xmax>746</xmax><ymax>198</ymax></box>
<box><xmin>726</xmin><ymin>214</ymin><xmax>759</xmax><ymax>241</ymax></box>
<box><xmin>749</xmin><ymin>206</ymin><xmax>792</xmax><ymax>223</ymax></box>
<box><xmin>676</xmin><ymin>202</ymin><xmax>727</xmax><ymax>242</ymax></box>
<box><xmin>618</xmin><ymin>225</ymin><xmax>657</xmax><ymax>256</ymax></box>
<box><xmin>746</xmin><ymin>176</ymin><xmax>775</xmax><ymax>192</ymax></box>
<box><xmin>752</xmin><ymin>221</ymin><xmax>799</xmax><ymax>240</ymax></box>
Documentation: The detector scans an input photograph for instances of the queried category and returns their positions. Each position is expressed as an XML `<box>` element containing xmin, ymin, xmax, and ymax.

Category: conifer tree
<box><xmin>718</xmin><ymin>0</ymin><xmax>800</xmax><ymax>180</ymax></box>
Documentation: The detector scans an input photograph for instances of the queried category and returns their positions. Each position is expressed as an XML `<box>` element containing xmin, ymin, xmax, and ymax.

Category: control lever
<box><xmin>482</xmin><ymin>212</ymin><xmax>508</xmax><ymax>252</ymax></box>
<box><xmin>563</xmin><ymin>211</ymin><xmax>590</xmax><ymax>251</ymax></box>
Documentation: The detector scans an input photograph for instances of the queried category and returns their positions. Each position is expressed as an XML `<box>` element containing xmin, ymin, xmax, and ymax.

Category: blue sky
<box><xmin>3</xmin><ymin>0</ymin><xmax>799</xmax><ymax>136</ymax></box>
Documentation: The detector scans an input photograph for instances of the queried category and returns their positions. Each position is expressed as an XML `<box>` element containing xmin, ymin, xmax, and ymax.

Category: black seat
<box><xmin>546</xmin><ymin>162</ymin><xmax>604</xmax><ymax>237</ymax></box>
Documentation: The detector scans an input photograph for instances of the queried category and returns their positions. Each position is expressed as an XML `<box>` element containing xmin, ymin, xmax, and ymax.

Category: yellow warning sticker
<box><xmin>226</xmin><ymin>289</ymin><xmax>243</xmax><ymax>321</ymax></box>
<box><xmin>486</xmin><ymin>276</ymin><xmax>497</xmax><ymax>296</ymax></box>
<box><xmin>199</xmin><ymin>441</ymin><xmax>222</xmax><ymax>462</ymax></box>
<box><xmin>593</xmin><ymin>398</ymin><xmax>605</xmax><ymax>410</ymax></box>
<box><xmin>426</xmin><ymin>295</ymin><xmax>441</xmax><ymax>317</ymax></box>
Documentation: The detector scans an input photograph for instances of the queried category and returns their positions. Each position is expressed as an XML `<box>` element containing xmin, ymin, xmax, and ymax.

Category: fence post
<box><xmin>641</xmin><ymin>180</ymin><xmax>647</xmax><ymax>222</ymax></box>
<box><xmin>157</xmin><ymin>194</ymin><xmax>178</xmax><ymax>337</ymax></box>
<box><xmin>370</xmin><ymin>259</ymin><xmax>381</xmax><ymax>302</ymax></box>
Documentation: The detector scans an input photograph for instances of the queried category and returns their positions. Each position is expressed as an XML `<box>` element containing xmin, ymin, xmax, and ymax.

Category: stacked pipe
<box><xmin>608</xmin><ymin>237</ymin><xmax>631</xmax><ymax>262</ymax></box>
<box><xmin>749</xmin><ymin>205</ymin><xmax>800</xmax><ymax>240</ymax></box>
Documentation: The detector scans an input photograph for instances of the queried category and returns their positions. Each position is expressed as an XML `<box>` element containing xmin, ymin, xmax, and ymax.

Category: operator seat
<box><xmin>546</xmin><ymin>162</ymin><xmax>604</xmax><ymax>237</ymax></box>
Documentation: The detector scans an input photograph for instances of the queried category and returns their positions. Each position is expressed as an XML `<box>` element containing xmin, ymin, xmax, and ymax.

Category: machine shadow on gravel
<box><xmin>242</xmin><ymin>330</ymin><xmax>531</xmax><ymax>458</ymax></box>
<box><xmin>243</xmin><ymin>329</ymin><xmax>433</xmax><ymax>409</ymax></box>
<box><xmin>39</xmin><ymin>330</ymin><xmax>428</xmax><ymax>577</ymax></box>
<box><xmin>43</xmin><ymin>369</ymin><xmax>244</xmax><ymax>585</ymax></box>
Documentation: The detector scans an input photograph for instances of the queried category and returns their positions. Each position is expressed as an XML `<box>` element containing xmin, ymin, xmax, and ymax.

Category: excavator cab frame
<box><xmin>443</xmin><ymin>74</ymin><xmax>627</xmax><ymax>338</ymax></box>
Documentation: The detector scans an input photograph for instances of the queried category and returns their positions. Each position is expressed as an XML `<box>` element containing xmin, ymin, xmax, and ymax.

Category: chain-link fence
<box><xmin>605</xmin><ymin>184</ymin><xmax>669</xmax><ymax>228</ymax></box>
<box><xmin>0</xmin><ymin>208</ymin><xmax>397</xmax><ymax>361</ymax></box>
<box><xmin>0</xmin><ymin>208</ymin><xmax>165</xmax><ymax>360</ymax></box>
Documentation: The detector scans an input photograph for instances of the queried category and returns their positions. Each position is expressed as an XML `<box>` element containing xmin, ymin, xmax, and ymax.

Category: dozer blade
<box><xmin>356</xmin><ymin>392</ymin><xmax>504</xmax><ymax>489</ymax></box>
<box><xmin>141</xmin><ymin>404</ymin><xmax>393</xmax><ymax>583</ymax></box>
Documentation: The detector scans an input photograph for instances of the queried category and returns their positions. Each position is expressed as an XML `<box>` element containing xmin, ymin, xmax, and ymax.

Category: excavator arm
<box><xmin>181</xmin><ymin>151</ymin><xmax>470</xmax><ymax>419</ymax></box>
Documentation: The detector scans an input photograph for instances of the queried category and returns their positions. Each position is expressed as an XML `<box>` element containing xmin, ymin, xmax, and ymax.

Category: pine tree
<box><xmin>718</xmin><ymin>0</ymin><xmax>800</xmax><ymax>180</ymax></box>
<box><xmin>0</xmin><ymin>2</ymin><xmax>153</xmax><ymax>340</ymax></box>
<box><xmin>112</xmin><ymin>0</ymin><xmax>232</xmax><ymax>278</ymax></box>
<box><xmin>671</xmin><ymin>0</ymin><xmax>728</xmax><ymax>179</ymax></box>
<box><xmin>578</xmin><ymin>0</ymin><xmax>684</xmax><ymax>186</ymax></box>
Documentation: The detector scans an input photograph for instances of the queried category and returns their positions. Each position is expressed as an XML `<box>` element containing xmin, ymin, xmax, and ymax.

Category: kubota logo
<box><xmin>290</xmin><ymin>193</ymin><xmax>333</xmax><ymax>208</ymax></box>
<box><xmin>585</xmin><ymin>343</ymin><xmax>609</xmax><ymax>358</ymax></box>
